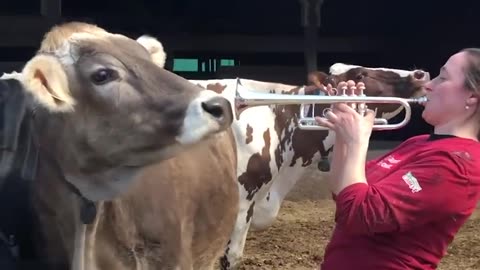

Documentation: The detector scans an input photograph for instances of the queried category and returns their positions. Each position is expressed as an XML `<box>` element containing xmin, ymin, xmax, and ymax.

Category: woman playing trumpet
<box><xmin>316</xmin><ymin>48</ymin><xmax>480</xmax><ymax>270</ymax></box>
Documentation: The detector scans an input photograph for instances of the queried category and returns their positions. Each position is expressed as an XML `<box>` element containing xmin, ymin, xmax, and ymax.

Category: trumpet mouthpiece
<box><xmin>413</xmin><ymin>96</ymin><xmax>428</xmax><ymax>104</ymax></box>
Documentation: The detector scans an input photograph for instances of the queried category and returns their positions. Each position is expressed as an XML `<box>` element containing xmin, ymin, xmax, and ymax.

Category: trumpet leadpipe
<box><xmin>234</xmin><ymin>82</ymin><xmax>428</xmax><ymax>131</ymax></box>
<box><xmin>235</xmin><ymin>90</ymin><xmax>428</xmax><ymax>107</ymax></box>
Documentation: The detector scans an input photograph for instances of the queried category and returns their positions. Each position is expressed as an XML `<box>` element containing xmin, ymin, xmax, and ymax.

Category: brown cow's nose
<box><xmin>201</xmin><ymin>96</ymin><xmax>233</xmax><ymax>127</ymax></box>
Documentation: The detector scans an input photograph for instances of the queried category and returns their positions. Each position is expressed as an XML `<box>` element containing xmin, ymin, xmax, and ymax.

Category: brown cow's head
<box><xmin>17</xmin><ymin>22</ymin><xmax>233</xmax><ymax>200</ymax></box>
<box><xmin>307</xmin><ymin>63</ymin><xmax>429</xmax><ymax>119</ymax></box>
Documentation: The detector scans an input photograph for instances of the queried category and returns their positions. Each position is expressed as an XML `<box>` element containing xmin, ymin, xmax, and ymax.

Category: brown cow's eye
<box><xmin>90</xmin><ymin>68</ymin><xmax>118</xmax><ymax>85</ymax></box>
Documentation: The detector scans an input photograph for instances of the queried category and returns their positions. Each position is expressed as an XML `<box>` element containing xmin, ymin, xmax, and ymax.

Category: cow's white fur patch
<box><xmin>0</xmin><ymin>71</ymin><xmax>23</xmax><ymax>81</ymax></box>
<box><xmin>175</xmin><ymin>90</ymin><xmax>224</xmax><ymax>145</ymax></box>
<box><xmin>330</xmin><ymin>62</ymin><xmax>419</xmax><ymax>78</ymax></box>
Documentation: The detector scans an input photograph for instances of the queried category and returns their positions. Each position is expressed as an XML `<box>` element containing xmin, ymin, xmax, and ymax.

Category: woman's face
<box><xmin>422</xmin><ymin>52</ymin><xmax>477</xmax><ymax>127</ymax></box>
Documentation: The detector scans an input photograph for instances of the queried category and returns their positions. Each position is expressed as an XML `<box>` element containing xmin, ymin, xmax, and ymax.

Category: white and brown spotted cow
<box><xmin>191</xmin><ymin>64</ymin><xmax>429</xmax><ymax>269</ymax></box>
<box><xmin>5</xmin><ymin>22</ymin><xmax>239</xmax><ymax>270</ymax></box>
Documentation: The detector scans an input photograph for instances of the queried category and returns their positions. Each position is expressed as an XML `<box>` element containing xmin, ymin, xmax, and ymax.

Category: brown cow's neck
<box><xmin>31</xmin><ymin>111</ymin><xmax>98</xmax><ymax>224</ymax></box>
<box><xmin>39</xmin><ymin>144</ymin><xmax>98</xmax><ymax>224</ymax></box>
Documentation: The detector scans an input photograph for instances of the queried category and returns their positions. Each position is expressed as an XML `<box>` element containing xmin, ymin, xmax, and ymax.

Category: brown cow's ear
<box><xmin>136</xmin><ymin>35</ymin><xmax>167</xmax><ymax>68</ymax></box>
<box><xmin>21</xmin><ymin>54</ymin><xmax>75</xmax><ymax>112</ymax></box>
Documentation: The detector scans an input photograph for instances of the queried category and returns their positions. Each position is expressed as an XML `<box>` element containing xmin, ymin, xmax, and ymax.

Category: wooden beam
<box><xmin>0</xmin><ymin>33</ymin><xmax>389</xmax><ymax>53</ymax></box>
<box><xmin>159</xmin><ymin>34</ymin><xmax>388</xmax><ymax>53</ymax></box>
<box><xmin>0</xmin><ymin>16</ymin><xmax>388</xmax><ymax>53</ymax></box>
<box><xmin>0</xmin><ymin>16</ymin><xmax>50</xmax><ymax>34</ymax></box>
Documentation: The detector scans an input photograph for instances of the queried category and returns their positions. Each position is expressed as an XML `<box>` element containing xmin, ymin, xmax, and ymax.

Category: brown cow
<box><xmin>8</xmin><ymin>22</ymin><xmax>238</xmax><ymax>270</ymax></box>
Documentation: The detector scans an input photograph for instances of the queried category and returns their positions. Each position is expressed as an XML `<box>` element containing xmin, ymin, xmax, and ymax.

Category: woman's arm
<box><xmin>329</xmin><ymin>142</ymin><xmax>369</xmax><ymax>195</ymax></box>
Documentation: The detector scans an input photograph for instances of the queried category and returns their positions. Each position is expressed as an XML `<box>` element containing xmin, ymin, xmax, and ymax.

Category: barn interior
<box><xmin>1</xmin><ymin>1</ymin><xmax>479</xmax><ymax>269</ymax></box>
<box><xmin>3</xmin><ymin>0</ymin><xmax>479</xmax><ymax>140</ymax></box>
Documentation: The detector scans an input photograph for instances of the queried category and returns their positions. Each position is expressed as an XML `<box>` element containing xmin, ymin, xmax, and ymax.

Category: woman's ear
<box><xmin>466</xmin><ymin>94</ymin><xmax>479</xmax><ymax>107</ymax></box>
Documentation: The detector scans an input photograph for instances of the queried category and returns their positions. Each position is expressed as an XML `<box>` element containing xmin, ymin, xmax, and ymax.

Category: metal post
<box><xmin>41</xmin><ymin>0</ymin><xmax>62</xmax><ymax>22</ymax></box>
<box><xmin>299</xmin><ymin>0</ymin><xmax>324</xmax><ymax>74</ymax></box>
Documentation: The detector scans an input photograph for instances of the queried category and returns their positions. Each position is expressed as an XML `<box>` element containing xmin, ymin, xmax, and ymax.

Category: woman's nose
<box><xmin>423</xmin><ymin>81</ymin><xmax>433</xmax><ymax>92</ymax></box>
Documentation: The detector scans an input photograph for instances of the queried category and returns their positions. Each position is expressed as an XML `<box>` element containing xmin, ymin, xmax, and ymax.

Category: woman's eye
<box><xmin>90</xmin><ymin>68</ymin><xmax>118</xmax><ymax>85</ymax></box>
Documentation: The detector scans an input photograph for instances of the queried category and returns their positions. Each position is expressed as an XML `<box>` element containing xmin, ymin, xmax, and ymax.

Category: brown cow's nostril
<box><xmin>202</xmin><ymin>100</ymin><xmax>223</xmax><ymax>119</ymax></box>
<box><xmin>201</xmin><ymin>96</ymin><xmax>233</xmax><ymax>127</ymax></box>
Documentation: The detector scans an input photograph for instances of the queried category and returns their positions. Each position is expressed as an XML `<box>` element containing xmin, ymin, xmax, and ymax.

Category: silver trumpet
<box><xmin>234</xmin><ymin>78</ymin><xmax>428</xmax><ymax>131</ymax></box>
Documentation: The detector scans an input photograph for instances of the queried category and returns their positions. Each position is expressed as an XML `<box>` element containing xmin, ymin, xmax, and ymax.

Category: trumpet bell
<box><xmin>234</xmin><ymin>78</ymin><xmax>427</xmax><ymax>131</ymax></box>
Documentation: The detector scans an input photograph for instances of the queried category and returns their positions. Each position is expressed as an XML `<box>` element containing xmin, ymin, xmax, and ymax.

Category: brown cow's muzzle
<box><xmin>201</xmin><ymin>96</ymin><xmax>233</xmax><ymax>128</ymax></box>
<box><xmin>175</xmin><ymin>91</ymin><xmax>233</xmax><ymax>145</ymax></box>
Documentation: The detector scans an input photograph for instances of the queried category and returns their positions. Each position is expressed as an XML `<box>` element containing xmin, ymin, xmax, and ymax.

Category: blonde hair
<box><xmin>461</xmin><ymin>48</ymin><xmax>480</xmax><ymax>93</ymax></box>
<box><xmin>461</xmin><ymin>48</ymin><xmax>480</xmax><ymax>138</ymax></box>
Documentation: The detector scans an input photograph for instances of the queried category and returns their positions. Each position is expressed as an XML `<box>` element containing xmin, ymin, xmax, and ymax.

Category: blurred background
<box><xmin>1</xmin><ymin>0</ymin><xmax>478</xmax><ymax>140</ymax></box>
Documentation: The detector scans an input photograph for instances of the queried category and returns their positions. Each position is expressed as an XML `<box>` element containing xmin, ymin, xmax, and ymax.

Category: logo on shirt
<box><xmin>377</xmin><ymin>155</ymin><xmax>402</xmax><ymax>169</ymax></box>
<box><xmin>402</xmin><ymin>171</ymin><xmax>422</xmax><ymax>193</ymax></box>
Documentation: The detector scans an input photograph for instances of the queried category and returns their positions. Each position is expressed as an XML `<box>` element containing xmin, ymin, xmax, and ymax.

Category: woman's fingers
<box><xmin>355</xmin><ymin>82</ymin><xmax>366</xmax><ymax>95</ymax></box>
<box><xmin>315</xmin><ymin>108</ymin><xmax>340</xmax><ymax>130</ymax></box>
<box><xmin>326</xmin><ymin>84</ymin><xmax>337</xmax><ymax>96</ymax></box>
<box><xmin>334</xmin><ymin>103</ymin><xmax>359</xmax><ymax>115</ymax></box>
<box><xmin>324</xmin><ymin>109</ymin><xmax>340</xmax><ymax>123</ymax></box>
<box><xmin>315</xmin><ymin>116</ymin><xmax>335</xmax><ymax>130</ymax></box>
<box><xmin>346</xmin><ymin>80</ymin><xmax>356</xmax><ymax>95</ymax></box>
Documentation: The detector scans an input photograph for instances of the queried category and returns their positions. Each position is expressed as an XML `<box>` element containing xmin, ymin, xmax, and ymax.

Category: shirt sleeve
<box><xmin>334</xmin><ymin>150</ymin><xmax>471</xmax><ymax>235</ymax></box>
<box><xmin>331</xmin><ymin>158</ymin><xmax>381</xmax><ymax>202</ymax></box>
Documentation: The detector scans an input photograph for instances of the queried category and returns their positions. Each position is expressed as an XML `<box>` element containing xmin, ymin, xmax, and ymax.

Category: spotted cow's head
<box><xmin>308</xmin><ymin>63</ymin><xmax>429</xmax><ymax>119</ymax></box>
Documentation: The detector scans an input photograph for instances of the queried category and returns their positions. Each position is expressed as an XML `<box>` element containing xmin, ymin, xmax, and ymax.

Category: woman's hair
<box><xmin>461</xmin><ymin>48</ymin><xmax>480</xmax><ymax>94</ymax></box>
<box><xmin>461</xmin><ymin>48</ymin><xmax>480</xmax><ymax>139</ymax></box>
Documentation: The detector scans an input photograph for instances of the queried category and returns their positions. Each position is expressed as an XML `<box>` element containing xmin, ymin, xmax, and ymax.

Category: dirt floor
<box><xmin>239</xmin><ymin>142</ymin><xmax>480</xmax><ymax>270</ymax></box>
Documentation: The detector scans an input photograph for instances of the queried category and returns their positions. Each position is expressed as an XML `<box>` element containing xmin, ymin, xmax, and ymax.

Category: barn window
<box><xmin>173</xmin><ymin>58</ymin><xmax>237</xmax><ymax>73</ymax></box>
<box><xmin>220</xmin><ymin>59</ymin><xmax>235</xmax><ymax>67</ymax></box>
<box><xmin>173</xmin><ymin>58</ymin><xmax>199</xmax><ymax>72</ymax></box>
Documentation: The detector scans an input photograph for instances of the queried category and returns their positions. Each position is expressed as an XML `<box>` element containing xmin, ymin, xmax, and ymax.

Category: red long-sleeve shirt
<box><xmin>321</xmin><ymin>134</ymin><xmax>480</xmax><ymax>270</ymax></box>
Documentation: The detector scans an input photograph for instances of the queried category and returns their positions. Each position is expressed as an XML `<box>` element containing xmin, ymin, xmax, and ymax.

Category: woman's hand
<box><xmin>315</xmin><ymin>80</ymin><xmax>373</xmax><ymax>194</ymax></box>
<box><xmin>315</xmin><ymin>80</ymin><xmax>377</xmax><ymax>146</ymax></box>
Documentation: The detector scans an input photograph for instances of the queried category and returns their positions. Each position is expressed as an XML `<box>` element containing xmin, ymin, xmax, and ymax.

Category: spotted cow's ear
<box><xmin>21</xmin><ymin>54</ymin><xmax>75</xmax><ymax>112</ymax></box>
<box><xmin>136</xmin><ymin>35</ymin><xmax>167</xmax><ymax>68</ymax></box>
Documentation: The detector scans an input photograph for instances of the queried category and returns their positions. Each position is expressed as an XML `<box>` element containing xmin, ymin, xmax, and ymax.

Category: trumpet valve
<box><xmin>357</xmin><ymin>84</ymin><xmax>366</xmax><ymax>96</ymax></box>
<box><xmin>349</xmin><ymin>85</ymin><xmax>358</xmax><ymax>110</ymax></box>
<box><xmin>356</xmin><ymin>84</ymin><xmax>367</xmax><ymax>116</ymax></box>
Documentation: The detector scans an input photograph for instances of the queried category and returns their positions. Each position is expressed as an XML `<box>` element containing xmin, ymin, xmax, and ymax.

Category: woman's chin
<box><xmin>421</xmin><ymin>110</ymin><xmax>434</xmax><ymax>125</ymax></box>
